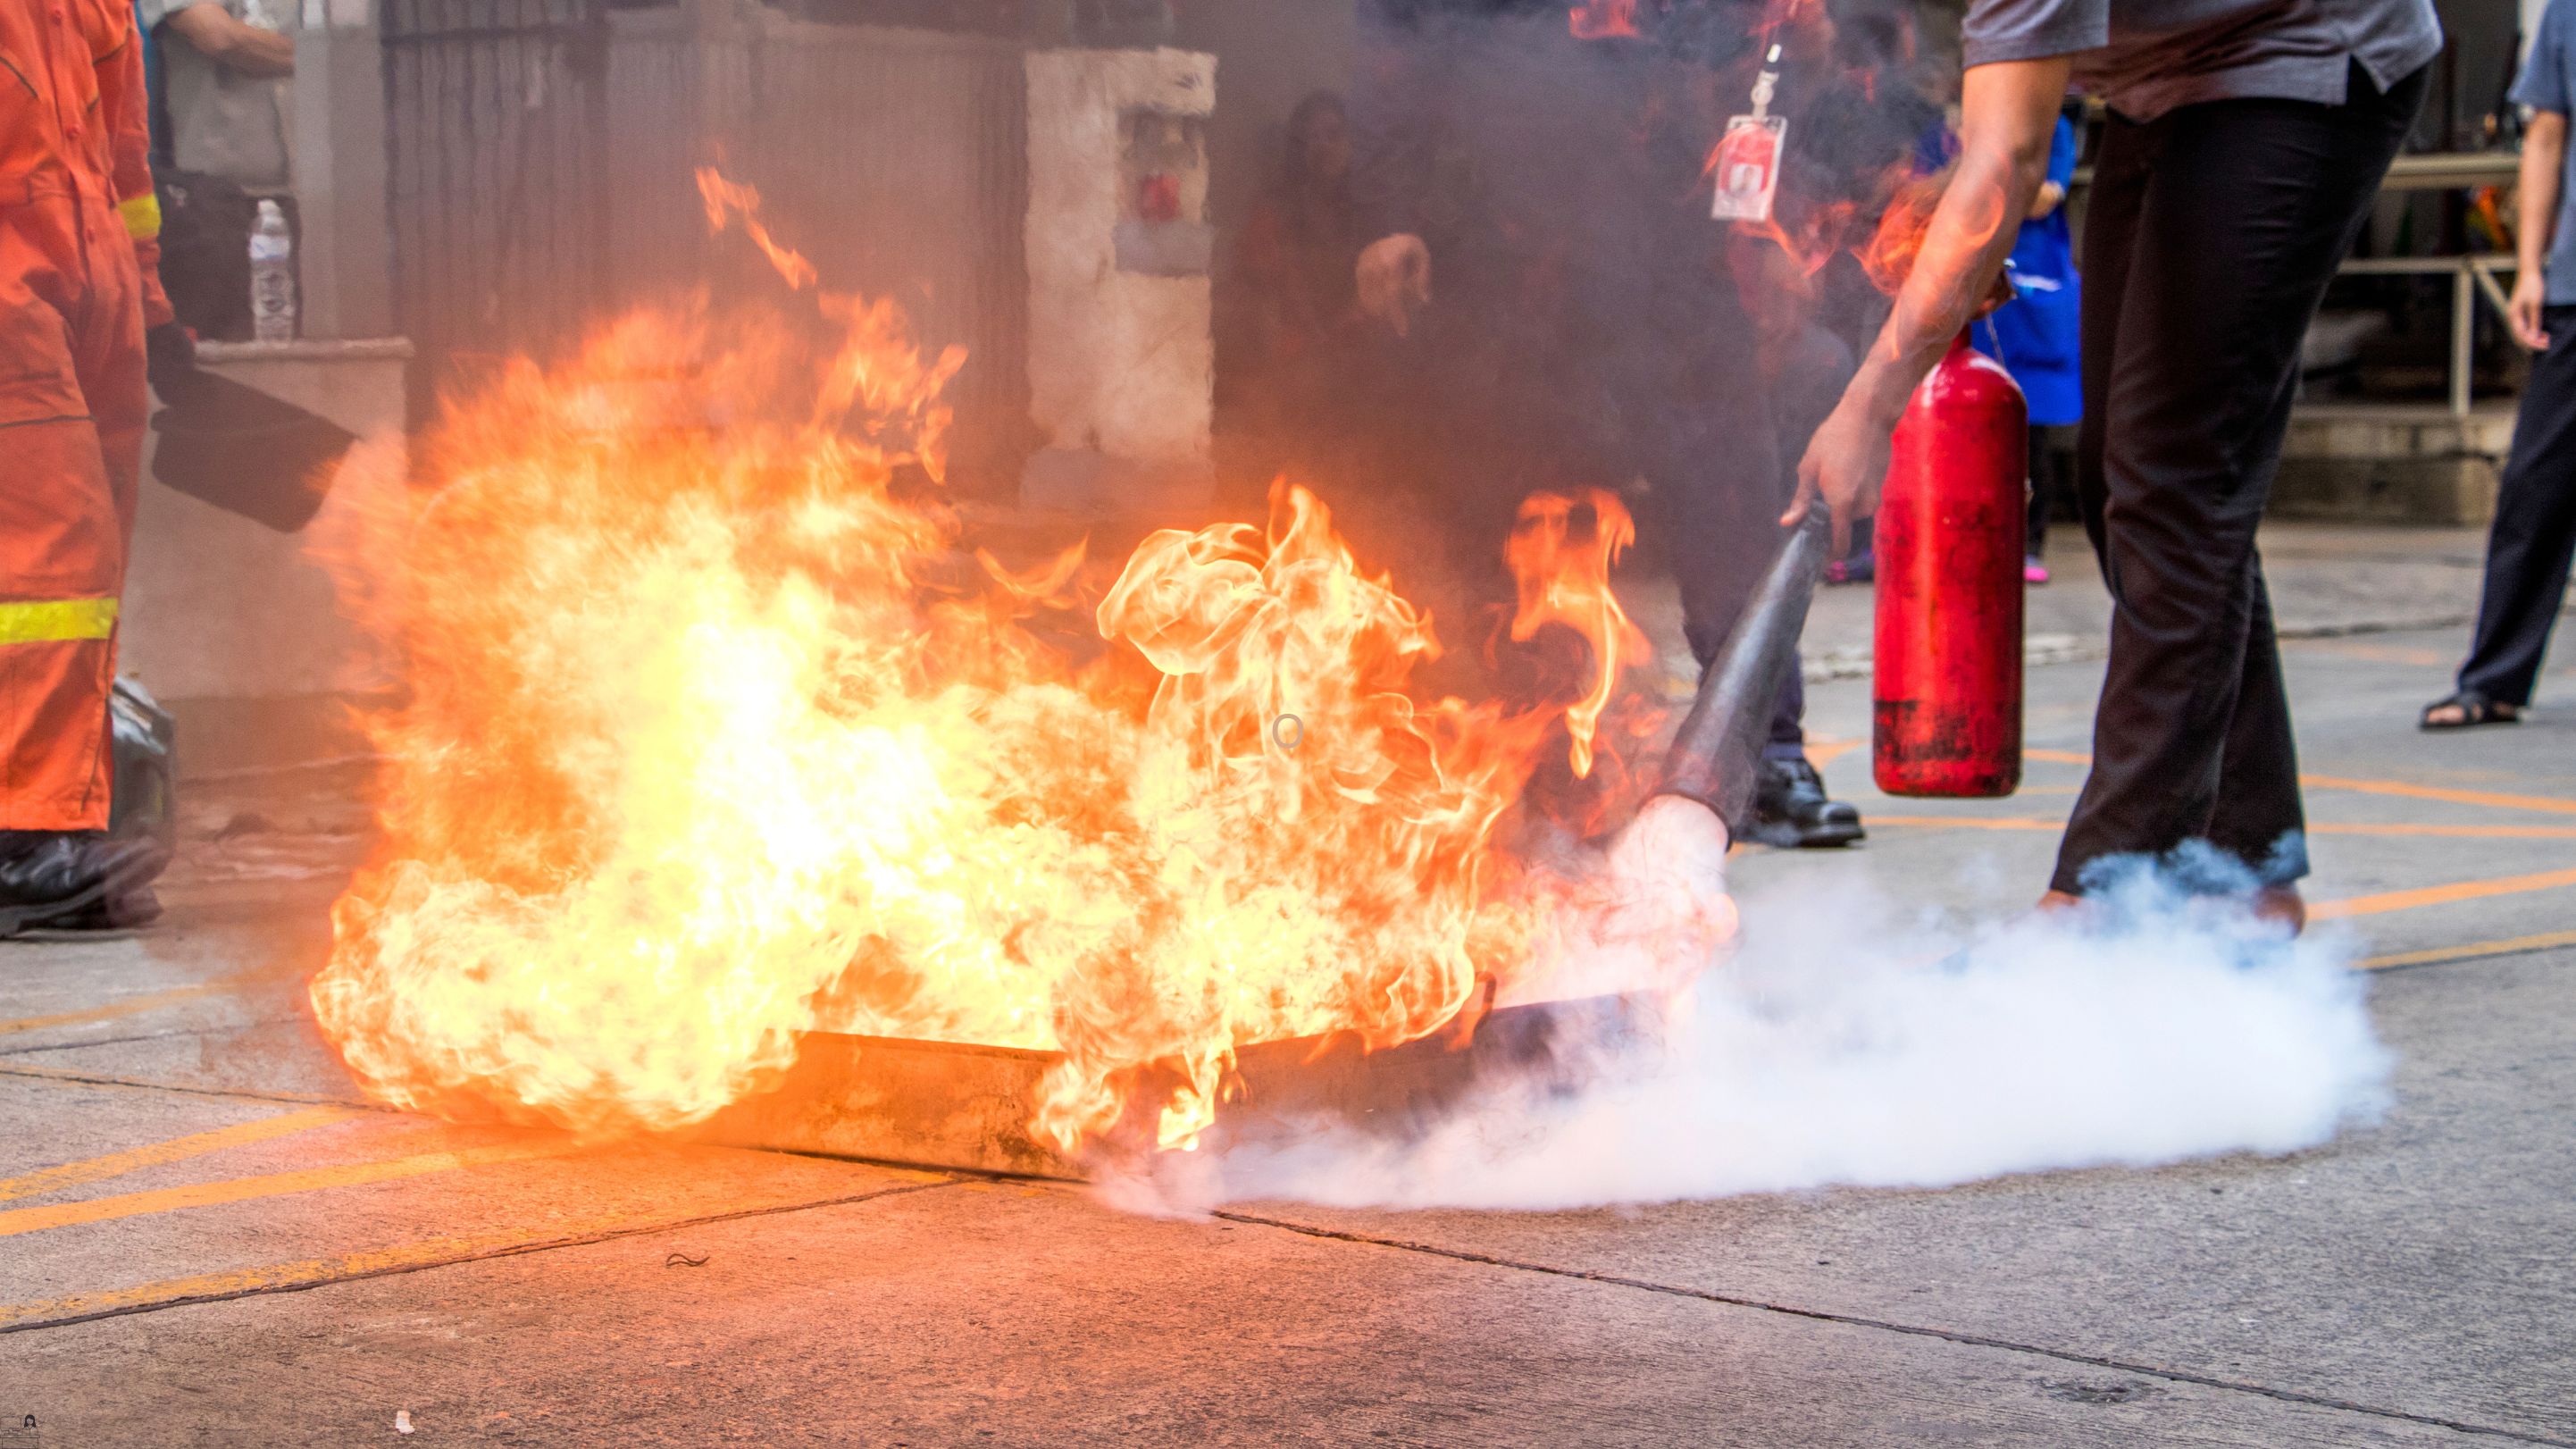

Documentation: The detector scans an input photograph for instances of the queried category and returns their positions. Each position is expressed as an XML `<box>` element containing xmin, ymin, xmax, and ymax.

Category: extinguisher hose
<box><xmin>1652</xmin><ymin>509</ymin><xmax>1832</xmax><ymax>833</ymax></box>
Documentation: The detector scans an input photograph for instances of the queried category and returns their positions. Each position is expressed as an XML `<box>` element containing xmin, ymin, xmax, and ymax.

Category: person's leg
<box><xmin>2026</xmin><ymin>423</ymin><xmax>2052</xmax><ymax>555</ymax></box>
<box><xmin>0</xmin><ymin>201</ymin><xmax>168</xmax><ymax>934</ymax></box>
<box><xmin>2053</xmin><ymin>68</ymin><xmax>2426</xmax><ymax>899</ymax></box>
<box><xmin>0</xmin><ymin>204</ymin><xmax>128</xmax><ymax>834</ymax></box>
<box><xmin>2452</xmin><ymin>307</ymin><xmax>2576</xmax><ymax>708</ymax></box>
<box><xmin>1664</xmin><ymin>337</ymin><xmax>1861</xmax><ymax>847</ymax></box>
<box><xmin>2070</xmin><ymin>114</ymin><xmax>2145</xmax><ymax>581</ymax></box>
<box><xmin>1765</xmin><ymin>657</ymin><xmax>1806</xmax><ymax>761</ymax></box>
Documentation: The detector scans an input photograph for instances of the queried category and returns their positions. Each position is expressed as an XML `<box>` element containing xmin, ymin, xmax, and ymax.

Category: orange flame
<box><xmin>1732</xmin><ymin>198</ymin><xmax>1863</xmax><ymax>280</ymax></box>
<box><xmin>1568</xmin><ymin>0</ymin><xmax>1639</xmax><ymax>39</ymax></box>
<box><xmin>307</xmin><ymin>180</ymin><xmax>1666</xmax><ymax>1155</ymax></box>
<box><xmin>696</xmin><ymin>167</ymin><xmax>819</xmax><ymax>292</ymax></box>
<box><xmin>1857</xmin><ymin>171</ymin><xmax>1948</xmax><ymax>297</ymax></box>
<box><xmin>1506</xmin><ymin>490</ymin><xmax>1648</xmax><ymax>779</ymax></box>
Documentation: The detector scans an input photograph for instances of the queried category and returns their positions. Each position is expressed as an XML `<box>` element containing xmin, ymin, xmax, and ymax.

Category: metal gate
<box><xmin>381</xmin><ymin>2</ymin><xmax>1030</xmax><ymax>486</ymax></box>
<box><xmin>381</xmin><ymin>0</ymin><xmax>612</xmax><ymax>426</ymax></box>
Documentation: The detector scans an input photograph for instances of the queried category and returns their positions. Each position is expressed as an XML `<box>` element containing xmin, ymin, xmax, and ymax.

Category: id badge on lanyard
<box><xmin>1710</xmin><ymin>45</ymin><xmax>1786</xmax><ymax>223</ymax></box>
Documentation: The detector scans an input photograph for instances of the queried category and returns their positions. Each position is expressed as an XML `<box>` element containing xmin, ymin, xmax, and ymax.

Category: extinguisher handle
<box><xmin>1652</xmin><ymin>509</ymin><xmax>1833</xmax><ymax>833</ymax></box>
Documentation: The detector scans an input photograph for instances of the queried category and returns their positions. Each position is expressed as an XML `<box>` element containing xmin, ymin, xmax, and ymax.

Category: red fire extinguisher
<box><xmin>1873</xmin><ymin>331</ymin><xmax>2026</xmax><ymax>798</ymax></box>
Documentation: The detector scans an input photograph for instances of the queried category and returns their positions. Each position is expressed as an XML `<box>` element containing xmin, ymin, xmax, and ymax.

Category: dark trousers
<box><xmin>1671</xmin><ymin>448</ymin><xmax>1810</xmax><ymax>763</ymax></box>
<box><xmin>1671</xmin><ymin>323</ymin><xmax>1852</xmax><ymax>766</ymax></box>
<box><xmin>2028</xmin><ymin>424</ymin><xmax>2073</xmax><ymax>554</ymax></box>
<box><xmin>2054</xmin><ymin>65</ymin><xmax>2426</xmax><ymax>896</ymax></box>
<box><xmin>2457</xmin><ymin>305</ymin><xmax>2576</xmax><ymax>705</ymax></box>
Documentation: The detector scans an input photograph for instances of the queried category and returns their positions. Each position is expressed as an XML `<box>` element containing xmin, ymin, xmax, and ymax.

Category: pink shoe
<box><xmin>2023</xmin><ymin>557</ymin><xmax>2051</xmax><ymax>585</ymax></box>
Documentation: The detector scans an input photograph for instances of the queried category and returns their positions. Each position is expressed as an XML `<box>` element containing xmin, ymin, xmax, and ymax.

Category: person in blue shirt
<box><xmin>1974</xmin><ymin>107</ymin><xmax>2083</xmax><ymax>585</ymax></box>
<box><xmin>2426</xmin><ymin>0</ymin><xmax>2576</xmax><ymax>728</ymax></box>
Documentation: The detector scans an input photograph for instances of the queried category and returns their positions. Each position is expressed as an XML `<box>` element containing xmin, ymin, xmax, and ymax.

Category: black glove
<box><xmin>146</xmin><ymin>322</ymin><xmax>199</xmax><ymax>400</ymax></box>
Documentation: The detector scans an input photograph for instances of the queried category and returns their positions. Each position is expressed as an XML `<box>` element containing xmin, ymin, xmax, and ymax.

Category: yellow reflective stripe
<box><xmin>0</xmin><ymin>599</ymin><xmax>119</xmax><ymax>646</ymax></box>
<box><xmin>119</xmin><ymin>194</ymin><xmax>161</xmax><ymax>241</ymax></box>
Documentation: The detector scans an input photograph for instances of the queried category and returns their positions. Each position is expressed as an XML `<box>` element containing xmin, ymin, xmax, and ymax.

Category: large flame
<box><xmin>309</xmin><ymin>178</ymin><xmax>1669</xmax><ymax>1153</ymax></box>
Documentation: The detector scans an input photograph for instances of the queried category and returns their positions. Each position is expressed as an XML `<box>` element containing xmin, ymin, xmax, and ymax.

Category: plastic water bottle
<box><xmin>250</xmin><ymin>199</ymin><xmax>295</xmax><ymax>343</ymax></box>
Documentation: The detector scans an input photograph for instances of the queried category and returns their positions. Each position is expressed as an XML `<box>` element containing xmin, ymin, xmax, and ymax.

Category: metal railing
<box><xmin>2335</xmin><ymin>255</ymin><xmax>2519</xmax><ymax>417</ymax></box>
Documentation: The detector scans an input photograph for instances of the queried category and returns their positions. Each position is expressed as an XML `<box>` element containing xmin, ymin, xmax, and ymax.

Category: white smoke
<box><xmin>1137</xmin><ymin>830</ymin><xmax>2393</xmax><ymax>1212</ymax></box>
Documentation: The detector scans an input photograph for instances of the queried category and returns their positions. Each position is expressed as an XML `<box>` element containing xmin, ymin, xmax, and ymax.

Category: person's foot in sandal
<box><xmin>2421</xmin><ymin>690</ymin><xmax>2523</xmax><ymax>730</ymax></box>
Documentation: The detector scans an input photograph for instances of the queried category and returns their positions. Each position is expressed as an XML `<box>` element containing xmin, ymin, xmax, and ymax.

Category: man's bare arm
<box><xmin>2508</xmin><ymin>111</ymin><xmax>2565</xmax><ymax>350</ymax></box>
<box><xmin>1785</xmin><ymin>56</ymin><xmax>2073</xmax><ymax>550</ymax></box>
<box><xmin>161</xmin><ymin>4</ymin><xmax>294</xmax><ymax>77</ymax></box>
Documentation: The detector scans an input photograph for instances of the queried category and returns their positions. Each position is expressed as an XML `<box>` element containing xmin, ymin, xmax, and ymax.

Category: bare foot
<box><xmin>2037</xmin><ymin>889</ymin><xmax>2085</xmax><ymax>915</ymax></box>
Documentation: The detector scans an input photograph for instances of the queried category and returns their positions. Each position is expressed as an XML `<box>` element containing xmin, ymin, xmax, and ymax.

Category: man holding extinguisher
<box><xmin>1787</xmin><ymin>0</ymin><xmax>2438</xmax><ymax>926</ymax></box>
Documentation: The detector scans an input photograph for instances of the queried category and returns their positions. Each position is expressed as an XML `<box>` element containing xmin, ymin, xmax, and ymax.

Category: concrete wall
<box><xmin>292</xmin><ymin>24</ymin><xmax>395</xmax><ymax>341</ymax></box>
<box><xmin>124</xmin><ymin>341</ymin><xmax>408</xmax><ymax>768</ymax></box>
<box><xmin>2273</xmin><ymin>406</ymin><xmax>2513</xmax><ymax>525</ymax></box>
<box><xmin>1022</xmin><ymin>47</ymin><xmax>1217</xmax><ymax>512</ymax></box>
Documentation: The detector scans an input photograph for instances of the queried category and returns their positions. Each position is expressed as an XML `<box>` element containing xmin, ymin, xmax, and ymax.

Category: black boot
<box><xmin>1748</xmin><ymin>758</ymin><xmax>1866</xmax><ymax>849</ymax></box>
<box><xmin>0</xmin><ymin>832</ymin><xmax>172</xmax><ymax>938</ymax></box>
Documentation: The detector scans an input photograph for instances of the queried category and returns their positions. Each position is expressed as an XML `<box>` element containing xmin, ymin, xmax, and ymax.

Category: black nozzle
<box><xmin>1653</xmin><ymin>509</ymin><xmax>1832</xmax><ymax>831</ymax></box>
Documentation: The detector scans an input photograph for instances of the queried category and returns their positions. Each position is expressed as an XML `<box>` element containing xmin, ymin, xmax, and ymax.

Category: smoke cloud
<box><xmin>1124</xmin><ymin>846</ymin><xmax>2392</xmax><ymax>1212</ymax></box>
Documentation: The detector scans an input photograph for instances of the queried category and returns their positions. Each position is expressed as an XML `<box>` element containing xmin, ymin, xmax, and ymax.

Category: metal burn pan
<box><xmin>690</xmin><ymin>989</ymin><xmax>1645</xmax><ymax>1179</ymax></box>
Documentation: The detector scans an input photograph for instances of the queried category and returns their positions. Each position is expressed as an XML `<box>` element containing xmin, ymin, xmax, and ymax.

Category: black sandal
<box><xmin>2421</xmin><ymin>691</ymin><xmax>2522</xmax><ymax>730</ymax></box>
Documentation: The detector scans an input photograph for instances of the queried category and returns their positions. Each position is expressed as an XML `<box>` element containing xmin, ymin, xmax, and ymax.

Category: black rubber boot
<box><xmin>1747</xmin><ymin>758</ymin><xmax>1866</xmax><ymax>850</ymax></box>
<box><xmin>35</xmin><ymin>884</ymin><xmax>166</xmax><ymax>933</ymax></box>
<box><xmin>0</xmin><ymin>832</ymin><xmax>172</xmax><ymax>938</ymax></box>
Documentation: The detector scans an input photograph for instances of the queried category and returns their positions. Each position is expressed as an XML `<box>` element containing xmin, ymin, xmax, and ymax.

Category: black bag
<box><xmin>149</xmin><ymin>364</ymin><xmax>356</xmax><ymax>533</ymax></box>
<box><xmin>108</xmin><ymin>678</ymin><xmax>178</xmax><ymax>850</ymax></box>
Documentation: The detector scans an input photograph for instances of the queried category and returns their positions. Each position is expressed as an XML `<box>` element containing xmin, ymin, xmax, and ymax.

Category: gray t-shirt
<box><xmin>2513</xmin><ymin>0</ymin><xmax>2576</xmax><ymax>304</ymax></box>
<box><xmin>1963</xmin><ymin>0</ymin><xmax>2442</xmax><ymax>123</ymax></box>
<box><xmin>142</xmin><ymin>0</ymin><xmax>297</xmax><ymax>188</ymax></box>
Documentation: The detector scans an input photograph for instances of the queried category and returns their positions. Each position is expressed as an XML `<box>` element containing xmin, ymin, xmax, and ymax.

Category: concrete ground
<box><xmin>1</xmin><ymin>521</ymin><xmax>2571</xmax><ymax>1446</ymax></box>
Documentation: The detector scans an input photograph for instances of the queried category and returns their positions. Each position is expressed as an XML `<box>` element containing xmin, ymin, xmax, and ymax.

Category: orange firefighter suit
<box><xmin>0</xmin><ymin>0</ymin><xmax>169</xmax><ymax>830</ymax></box>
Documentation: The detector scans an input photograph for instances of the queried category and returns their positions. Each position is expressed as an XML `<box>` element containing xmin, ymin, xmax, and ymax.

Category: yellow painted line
<box><xmin>2287</xmin><ymin>640</ymin><xmax>2450</xmax><ymax>667</ymax></box>
<box><xmin>2361</xmin><ymin>929</ymin><xmax>2576</xmax><ymax>971</ymax></box>
<box><xmin>1806</xmin><ymin>738</ymin><xmax>1864</xmax><ymax>768</ymax></box>
<box><xmin>0</xmin><ymin>1175</ymin><xmax>956</xmax><ymax>1333</ymax></box>
<box><xmin>2315</xmin><ymin>822</ymin><xmax>2576</xmax><ymax>838</ymax></box>
<box><xmin>0</xmin><ymin>980</ymin><xmax>238</xmax><ymax>1038</ymax></box>
<box><xmin>0</xmin><ymin>1137</ymin><xmax>581</xmax><ymax>1238</ymax></box>
<box><xmin>0</xmin><ymin>1106</ymin><xmax>354</xmax><ymax>1205</ymax></box>
<box><xmin>2313</xmin><ymin>866</ymin><xmax>2576</xmax><ymax>922</ymax></box>
<box><xmin>2299</xmin><ymin>774</ymin><xmax>2576</xmax><ymax>818</ymax></box>
<box><xmin>1870</xmin><ymin>817</ymin><xmax>2576</xmax><ymax>841</ymax></box>
<box><xmin>1871</xmin><ymin>815</ymin><xmax>2062</xmax><ymax>832</ymax></box>
<box><xmin>2020</xmin><ymin>750</ymin><xmax>2576</xmax><ymax>818</ymax></box>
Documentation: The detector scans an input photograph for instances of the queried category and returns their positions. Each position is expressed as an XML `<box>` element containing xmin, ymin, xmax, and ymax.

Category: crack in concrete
<box><xmin>1217</xmin><ymin>1210</ymin><xmax>2574</xmax><ymax>1447</ymax></box>
<box><xmin>0</xmin><ymin>1177</ymin><xmax>966</xmax><ymax>1337</ymax></box>
<box><xmin>0</xmin><ymin>1019</ymin><xmax>308</xmax><ymax>1059</ymax></box>
<box><xmin>0</xmin><ymin>1062</ymin><xmax>383</xmax><ymax>1110</ymax></box>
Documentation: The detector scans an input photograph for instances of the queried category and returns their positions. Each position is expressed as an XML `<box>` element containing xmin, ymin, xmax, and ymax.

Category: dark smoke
<box><xmin>1217</xmin><ymin>0</ymin><xmax>1947</xmax><ymax>702</ymax></box>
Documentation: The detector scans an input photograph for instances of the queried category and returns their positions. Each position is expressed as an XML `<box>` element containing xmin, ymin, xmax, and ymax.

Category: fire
<box><xmin>308</xmin><ymin>177</ymin><xmax>1669</xmax><ymax>1154</ymax></box>
<box><xmin>1731</xmin><ymin>198</ymin><xmax>1863</xmax><ymax>280</ymax></box>
<box><xmin>1568</xmin><ymin>0</ymin><xmax>1640</xmax><ymax>40</ymax></box>
<box><xmin>1857</xmin><ymin>171</ymin><xmax>1948</xmax><ymax>297</ymax></box>
<box><xmin>1506</xmin><ymin>491</ymin><xmax>1648</xmax><ymax>779</ymax></box>
<box><xmin>696</xmin><ymin>168</ymin><xmax>819</xmax><ymax>292</ymax></box>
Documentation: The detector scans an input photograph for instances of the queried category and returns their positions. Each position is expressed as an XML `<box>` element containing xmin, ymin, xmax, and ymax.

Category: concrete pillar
<box><xmin>1021</xmin><ymin>47</ymin><xmax>1217</xmax><ymax>515</ymax></box>
<box><xmin>292</xmin><ymin>22</ymin><xmax>395</xmax><ymax>339</ymax></box>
